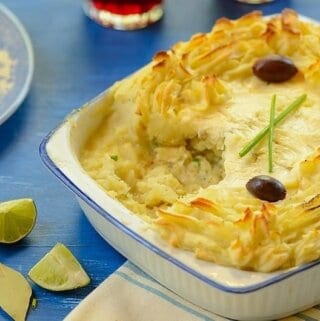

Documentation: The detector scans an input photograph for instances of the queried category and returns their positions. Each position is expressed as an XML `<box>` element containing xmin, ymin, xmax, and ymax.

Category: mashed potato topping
<box><xmin>80</xmin><ymin>10</ymin><xmax>320</xmax><ymax>272</ymax></box>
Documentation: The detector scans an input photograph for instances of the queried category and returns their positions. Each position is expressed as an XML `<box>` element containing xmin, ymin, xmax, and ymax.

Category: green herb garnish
<box><xmin>32</xmin><ymin>297</ymin><xmax>37</xmax><ymax>309</ymax></box>
<box><xmin>192</xmin><ymin>157</ymin><xmax>201</xmax><ymax>167</ymax></box>
<box><xmin>268</xmin><ymin>94</ymin><xmax>276</xmax><ymax>173</ymax></box>
<box><xmin>239</xmin><ymin>94</ymin><xmax>307</xmax><ymax>158</ymax></box>
<box><xmin>151</xmin><ymin>137</ymin><xmax>159</xmax><ymax>148</ymax></box>
<box><xmin>110</xmin><ymin>155</ymin><xmax>118</xmax><ymax>161</ymax></box>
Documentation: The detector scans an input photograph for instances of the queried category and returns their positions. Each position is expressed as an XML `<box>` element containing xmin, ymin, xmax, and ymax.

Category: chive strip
<box><xmin>268</xmin><ymin>94</ymin><xmax>276</xmax><ymax>173</ymax></box>
<box><xmin>239</xmin><ymin>94</ymin><xmax>307</xmax><ymax>158</ymax></box>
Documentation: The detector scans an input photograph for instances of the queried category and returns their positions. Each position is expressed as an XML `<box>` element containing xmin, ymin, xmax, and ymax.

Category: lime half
<box><xmin>28</xmin><ymin>243</ymin><xmax>90</xmax><ymax>291</ymax></box>
<box><xmin>0</xmin><ymin>198</ymin><xmax>37</xmax><ymax>243</ymax></box>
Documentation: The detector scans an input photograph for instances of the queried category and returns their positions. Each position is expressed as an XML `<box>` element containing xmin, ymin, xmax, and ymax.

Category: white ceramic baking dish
<box><xmin>40</xmin><ymin>78</ymin><xmax>320</xmax><ymax>320</ymax></box>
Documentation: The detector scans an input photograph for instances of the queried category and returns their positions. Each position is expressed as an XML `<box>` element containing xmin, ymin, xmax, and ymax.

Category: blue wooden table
<box><xmin>0</xmin><ymin>1</ymin><xmax>318</xmax><ymax>320</ymax></box>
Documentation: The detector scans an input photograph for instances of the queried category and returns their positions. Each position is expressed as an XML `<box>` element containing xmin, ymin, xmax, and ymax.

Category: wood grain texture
<box><xmin>0</xmin><ymin>0</ymin><xmax>318</xmax><ymax>320</ymax></box>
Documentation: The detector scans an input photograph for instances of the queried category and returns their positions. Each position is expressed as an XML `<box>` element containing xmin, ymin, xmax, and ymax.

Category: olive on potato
<box><xmin>253</xmin><ymin>55</ymin><xmax>298</xmax><ymax>83</ymax></box>
<box><xmin>246</xmin><ymin>175</ymin><xmax>286</xmax><ymax>202</ymax></box>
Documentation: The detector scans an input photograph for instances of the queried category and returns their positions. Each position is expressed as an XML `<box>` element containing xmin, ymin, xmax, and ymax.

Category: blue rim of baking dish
<box><xmin>39</xmin><ymin>100</ymin><xmax>320</xmax><ymax>295</ymax></box>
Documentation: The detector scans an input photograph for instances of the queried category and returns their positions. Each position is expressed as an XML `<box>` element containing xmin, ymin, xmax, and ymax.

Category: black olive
<box><xmin>246</xmin><ymin>175</ymin><xmax>286</xmax><ymax>202</ymax></box>
<box><xmin>253</xmin><ymin>55</ymin><xmax>298</xmax><ymax>83</ymax></box>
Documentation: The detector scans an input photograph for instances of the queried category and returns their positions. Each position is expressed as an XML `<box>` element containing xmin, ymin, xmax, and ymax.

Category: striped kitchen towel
<box><xmin>64</xmin><ymin>261</ymin><xmax>320</xmax><ymax>321</ymax></box>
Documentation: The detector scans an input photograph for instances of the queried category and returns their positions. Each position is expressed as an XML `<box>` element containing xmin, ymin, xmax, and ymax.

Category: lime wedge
<box><xmin>0</xmin><ymin>198</ymin><xmax>37</xmax><ymax>244</ymax></box>
<box><xmin>0</xmin><ymin>263</ymin><xmax>32</xmax><ymax>321</ymax></box>
<box><xmin>28</xmin><ymin>243</ymin><xmax>90</xmax><ymax>291</ymax></box>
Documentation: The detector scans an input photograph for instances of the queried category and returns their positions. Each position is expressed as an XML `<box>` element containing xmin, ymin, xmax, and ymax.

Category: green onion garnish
<box><xmin>239</xmin><ymin>94</ymin><xmax>307</xmax><ymax>158</ymax></box>
<box><xmin>268</xmin><ymin>94</ymin><xmax>276</xmax><ymax>173</ymax></box>
<box><xmin>192</xmin><ymin>157</ymin><xmax>201</xmax><ymax>168</ymax></box>
<box><xmin>110</xmin><ymin>155</ymin><xmax>118</xmax><ymax>161</ymax></box>
<box><xmin>31</xmin><ymin>298</ymin><xmax>37</xmax><ymax>309</ymax></box>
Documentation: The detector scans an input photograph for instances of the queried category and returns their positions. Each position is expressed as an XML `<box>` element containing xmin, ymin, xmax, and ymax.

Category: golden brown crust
<box><xmin>136</xmin><ymin>9</ymin><xmax>320</xmax><ymax>148</ymax></box>
<box><xmin>281</xmin><ymin>8</ymin><xmax>300</xmax><ymax>35</ymax></box>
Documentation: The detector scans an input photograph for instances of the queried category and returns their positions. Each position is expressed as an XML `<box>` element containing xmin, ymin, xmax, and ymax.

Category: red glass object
<box><xmin>83</xmin><ymin>0</ymin><xmax>163</xmax><ymax>30</ymax></box>
<box><xmin>91</xmin><ymin>0</ymin><xmax>162</xmax><ymax>15</ymax></box>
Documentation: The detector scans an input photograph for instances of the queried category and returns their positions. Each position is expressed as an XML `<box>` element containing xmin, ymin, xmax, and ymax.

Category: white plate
<box><xmin>0</xmin><ymin>3</ymin><xmax>34</xmax><ymax>125</ymax></box>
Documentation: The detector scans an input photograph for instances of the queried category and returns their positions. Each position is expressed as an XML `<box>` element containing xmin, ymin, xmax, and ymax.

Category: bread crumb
<box><xmin>0</xmin><ymin>50</ymin><xmax>15</xmax><ymax>96</ymax></box>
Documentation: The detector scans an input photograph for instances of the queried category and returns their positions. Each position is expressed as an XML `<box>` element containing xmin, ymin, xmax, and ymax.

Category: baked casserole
<box><xmin>80</xmin><ymin>9</ymin><xmax>320</xmax><ymax>272</ymax></box>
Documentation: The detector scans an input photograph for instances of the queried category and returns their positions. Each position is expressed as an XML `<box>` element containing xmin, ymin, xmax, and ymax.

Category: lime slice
<box><xmin>28</xmin><ymin>243</ymin><xmax>90</xmax><ymax>291</ymax></box>
<box><xmin>0</xmin><ymin>198</ymin><xmax>37</xmax><ymax>244</ymax></box>
<box><xmin>0</xmin><ymin>263</ymin><xmax>32</xmax><ymax>321</ymax></box>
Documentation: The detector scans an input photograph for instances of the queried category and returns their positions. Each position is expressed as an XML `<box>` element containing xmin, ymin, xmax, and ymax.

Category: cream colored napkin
<box><xmin>64</xmin><ymin>262</ymin><xmax>320</xmax><ymax>321</ymax></box>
